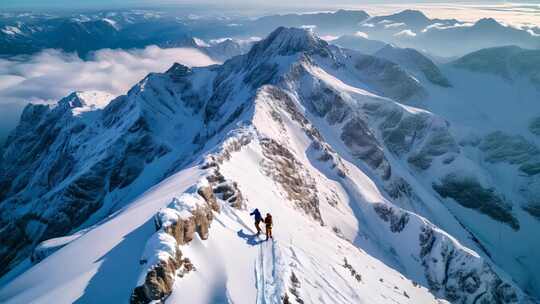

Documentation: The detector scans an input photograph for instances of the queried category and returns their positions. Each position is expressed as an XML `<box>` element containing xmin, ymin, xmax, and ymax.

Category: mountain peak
<box><xmin>475</xmin><ymin>17</ymin><xmax>501</xmax><ymax>28</ymax></box>
<box><xmin>372</xmin><ymin>9</ymin><xmax>430</xmax><ymax>25</ymax></box>
<box><xmin>247</xmin><ymin>26</ymin><xmax>330</xmax><ymax>59</ymax></box>
<box><xmin>398</xmin><ymin>9</ymin><xmax>428</xmax><ymax>19</ymax></box>
<box><xmin>57</xmin><ymin>91</ymin><xmax>114</xmax><ymax>112</ymax></box>
<box><xmin>58</xmin><ymin>92</ymin><xmax>86</xmax><ymax>109</ymax></box>
<box><xmin>166</xmin><ymin>62</ymin><xmax>192</xmax><ymax>76</ymax></box>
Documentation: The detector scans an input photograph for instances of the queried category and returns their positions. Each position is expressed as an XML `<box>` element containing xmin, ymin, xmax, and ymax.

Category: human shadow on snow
<box><xmin>237</xmin><ymin>229</ymin><xmax>265</xmax><ymax>246</ymax></box>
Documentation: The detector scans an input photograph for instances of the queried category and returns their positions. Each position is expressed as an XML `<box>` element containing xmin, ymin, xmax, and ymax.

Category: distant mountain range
<box><xmin>357</xmin><ymin>10</ymin><xmax>540</xmax><ymax>57</ymax></box>
<box><xmin>453</xmin><ymin>45</ymin><xmax>540</xmax><ymax>88</ymax></box>
<box><xmin>1</xmin><ymin>9</ymin><xmax>539</xmax><ymax>58</ymax></box>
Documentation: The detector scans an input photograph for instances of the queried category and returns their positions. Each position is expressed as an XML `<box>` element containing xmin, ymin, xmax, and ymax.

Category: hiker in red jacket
<box><xmin>264</xmin><ymin>213</ymin><xmax>273</xmax><ymax>241</ymax></box>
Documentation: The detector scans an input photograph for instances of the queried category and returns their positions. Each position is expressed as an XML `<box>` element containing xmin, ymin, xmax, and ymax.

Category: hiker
<box><xmin>250</xmin><ymin>208</ymin><xmax>263</xmax><ymax>235</ymax></box>
<box><xmin>264</xmin><ymin>213</ymin><xmax>273</xmax><ymax>241</ymax></box>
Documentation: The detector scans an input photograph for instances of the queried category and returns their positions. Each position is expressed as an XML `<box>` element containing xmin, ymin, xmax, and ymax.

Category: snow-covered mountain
<box><xmin>0</xmin><ymin>27</ymin><xmax>539</xmax><ymax>304</ymax></box>
<box><xmin>332</xmin><ymin>34</ymin><xmax>388</xmax><ymax>55</ymax></box>
<box><xmin>245</xmin><ymin>9</ymin><xmax>370</xmax><ymax>36</ymax></box>
<box><xmin>4</xmin><ymin>8</ymin><xmax>539</xmax><ymax>60</ymax></box>
<box><xmin>201</xmin><ymin>38</ymin><xmax>255</xmax><ymax>62</ymax></box>
<box><xmin>0</xmin><ymin>9</ymin><xmax>369</xmax><ymax>58</ymax></box>
<box><xmin>451</xmin><ymin>46</ymin><xmax>540</xmax><ymax>88</ymax></box>
<box><xmin>368</xmin><ymin>9</ymin><xmax>454</xmax><ymax>31</ymax></box>
<box><xmin>359</xmin><ymin>10</ymin><xmax>540</xmax><ymax>57</ymax></box>
<box><xmin>0</xmin><ymin>12</ymin><xmax>202</xmax><ymax>57</ymax></box>
<box><xmin>374</xmin><ymin>45</ymin><xmax>451</xmax><ymax>87</ymax></box>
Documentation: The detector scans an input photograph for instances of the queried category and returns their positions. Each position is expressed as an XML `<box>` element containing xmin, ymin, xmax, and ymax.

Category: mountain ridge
<box><xmin>0</xmin><ymin>27</ymin><xmax>539</xmax><ymax>303</ymax></box>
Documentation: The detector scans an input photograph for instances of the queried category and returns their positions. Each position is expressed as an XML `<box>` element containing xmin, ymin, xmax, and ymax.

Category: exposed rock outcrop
<box><xmin>197</xmin><ymin>184</ymin><xmax>220</xmax><ymax>213</ymax></box>
<box><xmin>365</xmin><ymin>101</ymin><xmax>458</xmax><ymax>171</ymax></box>
<box><xmin>0</xmin><ymin>90</ymin><xmax>172</xmax><ymax>274</ymax></box>
<box><xmin>260</xmin><ymin>138</ymin><xmax>323</xmax><ymax>224</ymax></box>
<box><xmin>374</xmin><ymin>44</ymin><xmax>451</xmax><ymax>88</ymax></box>
<box><xmin>353</xmin><ymin>55</ymin><xmax>426</xmax><ymax>101</ymax></box>
<box><xmin>341</xmin><ymin>117</ymin><xmax>391</xmax><ymax>179</ymax></box>
<box><xmin>419</xmin><ymin>226</ymin><xmax>520</xmax><ymax>303</ymax></box>
<box><xmin>480</xmin><ymin>131</ymin><xmax>540</xmax><ymax>176</ymax></box>
<box><xmin>260</xmin><ymin>85</ymin><xmax>348</xmax><ymax>178</ymax></box>
<box><xmin>433</xmin><ymin>174</ymin><xmax>519</xmax><ymax>230</ymax></box>
<box><xmin>452</xmin><ymin>46</ymin><xmax>540</xmax><ymax>89</ymax></box>
<box><xmin>205</xmin><ymin>131</ymin><xmax>254</xmax><ymax>165</ymax></box>
<box><xmin>131</xmin><ymin>182</ymin><xmax>218</xmax><ymax>304</ymax></box>
<box><xmin>373</xmin><ymin>199</ymin><xmax>525</xmax><ymax>303</ymax></box>
<box><xmin>203</xmin><ymin>165</ymin><xmax>245</xmax><ymax>210</ymax></box>
<box><xmin>213</xmin><ymin>181</ymin><xmax>244</xmax><ymax>209</ymax></box>
<box><xmin>373</xmin><ymin>203</ymin><xmax>410</xmax><ymax>233</ymax></box>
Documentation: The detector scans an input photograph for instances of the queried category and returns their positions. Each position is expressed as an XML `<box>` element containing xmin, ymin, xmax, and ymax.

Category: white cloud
<box><xmin>394</xmin><ymin>29</ymin><xmax>417</xmax><ymax>37</ymax></box>
<box><xmin>300</xmin><ymin>24</ymin><xmax>317</xmax><ymax>31</ymax></box>
<box><xmin>422</xmin><ymin>22</ymin><xmax>474</xmax><ymax>33</ymax></box>
<box><xmin>0</xmin><ymin>45</ymin><xmax>217</xmax><ymax>141</ymax></box>
<box><xmin>1</xmin><ymin>25</ymin><xmax>22</xmax><ymax>36</ymax></box>
<box><xmin>527</xmin><ymin>29</ymin><xmax>540</xmax><ymax>37</ymax></box>
<box><xmin>320</xmin><ymin>35</ymin><xmax>338</xmax><ymax>41</ymax></box>
<box><xmin>208</xmin><ymin>36</ymin><xmax>261</xmax><ymax>47</ymax></box>
<box><xmin>384</xmin><ymin>22</ymin><xmax>406</xmax><ymax>29</ymax></box>
<box><xmin>362</xmin><ymin>3</ymin><xmax>540</xmax><ymax>27</ymax></box>
<box><xmin>193</xmin><ymin>37</ymin><xmax>210</xmax><ymax>47</ymax></box>
<box><xmin>353</xmin><ymin>31</ymin><xmax>369</xmax><ymax>39</ymax></box>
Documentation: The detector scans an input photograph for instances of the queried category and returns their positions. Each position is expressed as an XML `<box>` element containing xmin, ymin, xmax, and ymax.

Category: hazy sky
<box><xmin>2</xmin><ymin>1</ymin><xmax>539</xmax><ymax>26</ymax></box>
<box><xmin>0</xmin><ymin>0</ymin><xmax>523</xmax><ymax>10</ymax></box>
<box><xmin>362</xmin><ymin>2</ymin><xmax>540</xmax><ymax>26</ymax></box>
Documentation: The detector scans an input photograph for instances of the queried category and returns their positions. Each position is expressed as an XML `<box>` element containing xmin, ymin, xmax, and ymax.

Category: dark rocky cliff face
<box><xmin>0</xmin><ymin>91</ymin><xmax>172</xmax><ymax>274</ymax></box>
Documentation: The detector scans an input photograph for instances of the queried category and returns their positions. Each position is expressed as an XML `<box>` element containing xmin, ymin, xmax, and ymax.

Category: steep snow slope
<box><xmin>0</xmin><ymin>27</ymin><xmax>538</xmax><ymax>304</ymax></box>
<box><xmin>0</xmin><ymin>166</ymin><xmax>205</xmax><ymax>303</ymax></box>
<box><xmin>374</xmin><ymin>45</ymin><xmax>451</xmax><ymax>87</ymax></box>
<box><xmin>451</xmin><ymin>46</ymin><xmax>540</xmax><ymax>89</ymax></box>
<box><xmin>413</xmin><ymin>59</ymin><xmax>540</xmax><ymax>298</ymax></box>
<box><xmin>0</xmin><ymin>62</ymin><xmax>222</xmax><ymax>275</ymax></box>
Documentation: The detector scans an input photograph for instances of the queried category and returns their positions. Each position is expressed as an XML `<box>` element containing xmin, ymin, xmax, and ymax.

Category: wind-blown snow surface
<box><xmin>0</xmin><ymin>27</ymin><xmax>538</xmax><ymax>303</ymax></box>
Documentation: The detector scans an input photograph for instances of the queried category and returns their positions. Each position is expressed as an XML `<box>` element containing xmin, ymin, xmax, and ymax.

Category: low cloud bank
<box><xmin>0</xmin><ymin>46</ymin><xmax>217</xmax><ymax>143</ymax></box>
<box><xmin>363</xmin><ymin>3</ymin><xmax>540</xmax><ymax>27</ymax></box>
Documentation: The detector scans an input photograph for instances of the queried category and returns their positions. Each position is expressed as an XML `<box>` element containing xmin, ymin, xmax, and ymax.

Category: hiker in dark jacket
<box><xmin>250</xmin><ymin>208</ymin><xmax>263</xmax><ymax>235</ymax></box>
<box><xmin>264</xmin><ymin>213</ymin><xmax>273</xmax><ymax>241</ymax></box>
